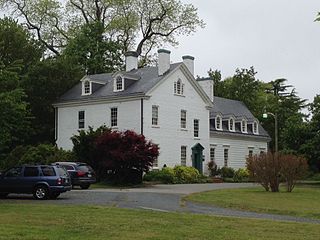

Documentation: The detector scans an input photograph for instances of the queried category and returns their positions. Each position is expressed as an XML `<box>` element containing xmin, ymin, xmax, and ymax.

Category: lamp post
<box><xmin>263</xmin><ymin>112</ymin><xmax>278</xmax><ymax>153</ymax></box>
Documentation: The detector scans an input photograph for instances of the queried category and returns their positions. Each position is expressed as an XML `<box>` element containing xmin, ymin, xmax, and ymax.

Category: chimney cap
<box><xmin>125</xmin><ymin>51</ymin><xmax>138</xmax><ymax>57</ymax></box>
<box><xmin>158</xmin><ymin>49</ymin><xmax>171</xmax><ymax>54</ymax></box>
<box><xmin>182</xmin><ymin>55</ymin><xmax>195</xmax><ymax>60</ymax></box>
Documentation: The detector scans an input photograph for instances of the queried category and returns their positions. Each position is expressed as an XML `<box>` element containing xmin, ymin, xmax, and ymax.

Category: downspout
<box><xmin>140</xmin><ymin>98</ymin><xmax>144</xmax><ymax>135</ymax></box>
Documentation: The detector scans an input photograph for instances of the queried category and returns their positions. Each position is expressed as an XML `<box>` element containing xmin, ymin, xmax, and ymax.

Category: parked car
<box><xmin>0</xmin><ymin>164</ymin><xmax>71</xmax><ymax>200</ymax></box>
<box><xmin>54</xmin><ymin>162</ymin><xmax>96</xmax><ymax>189</ymax></box>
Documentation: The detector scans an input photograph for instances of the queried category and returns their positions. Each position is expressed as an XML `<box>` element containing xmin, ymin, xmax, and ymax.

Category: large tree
<box><xmin>1</xmin><ymin>0</ymin><xmax>204</xmax><ymax>61</ymax></box>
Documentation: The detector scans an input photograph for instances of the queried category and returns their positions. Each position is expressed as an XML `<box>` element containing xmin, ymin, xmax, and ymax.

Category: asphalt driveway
<box><xmin>2</xmin><ymin>183</ymin><xmax>320</xmax><ymax>224</ymax></box>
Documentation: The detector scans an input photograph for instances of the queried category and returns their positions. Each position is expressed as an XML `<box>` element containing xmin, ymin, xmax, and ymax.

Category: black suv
<box><xmin>0</xmin><ymin>164</ymin><xmax>71</xmax><ymax>200</ymax></box>
<box><xmin>54</xmin><ymin>162</ymin><xmax>96</xmax><ymax>189</ymax></box>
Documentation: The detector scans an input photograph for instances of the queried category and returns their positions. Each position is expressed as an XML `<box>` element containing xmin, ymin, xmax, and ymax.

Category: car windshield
<box><xmin>56</xmin><ymin>167</ymin><xmax>69</xmax><ymax>177</ymax></box>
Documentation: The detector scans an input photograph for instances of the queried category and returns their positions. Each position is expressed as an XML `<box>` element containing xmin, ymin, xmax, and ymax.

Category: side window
<box><xmin>24</xmin><ymin>167</ymin><xmax>39</xmax><ymax>177</ymax></box>
<box><xmin>61</xmin><ymin>165</ymin><xmax>74</xmax><ymax>171</ymax></box>
<box><xmin>41</xmin><ymin>166</ymin><xmax>56</xmax><ymax>176</ymax></box>
<box><xmin>5</xmin><ymin>167</ymin><xmax>22</xmax><ymax>177</ymax></box>
<box><xmin>78</xmin><ymin>110</ymin><xmax>85</xmax><ymax>129</ymax></box>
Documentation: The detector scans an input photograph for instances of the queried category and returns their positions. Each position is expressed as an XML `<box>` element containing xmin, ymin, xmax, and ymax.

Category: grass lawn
<box><xmin>185</xmin><ymin>184</ymin><xmax>320</xmax><ymax>220</ymax></box>
<box><xmin>0</xmin><ymin>204</ymin><xmax>320</xmax><ymax>240</ymax></box>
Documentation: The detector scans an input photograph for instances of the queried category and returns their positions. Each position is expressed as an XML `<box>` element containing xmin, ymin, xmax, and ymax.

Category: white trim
<box><xmin>215</xmin><ymin>114</ymin><xmax>222</xmax><ymax>130</ymax></box>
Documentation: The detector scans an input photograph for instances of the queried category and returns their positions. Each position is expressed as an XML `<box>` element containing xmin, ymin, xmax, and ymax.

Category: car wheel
<box><xmin>49</xmin><ymin>192</ymin><xmax>60</xmax><ymax>199</ymax></box>
<box><xmin>80</xmin><ymin>183</ymin><xmax>90</xmax><ymax>189</ymax></box>
<box><xmin>0</xmin><ymin>193</ymin><xmax>8</xmax><ymax>198</ymax></box>
<box><xmin>33</xmin><ymin>185</ymin><xmax>48</xmax><ymax>200</ymax></box>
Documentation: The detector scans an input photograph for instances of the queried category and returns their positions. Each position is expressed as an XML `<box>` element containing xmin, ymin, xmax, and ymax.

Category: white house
<box><xmin>53</xmin><ymin>49</ymin><xmax>270</xmax><ymax>174</ymax></box>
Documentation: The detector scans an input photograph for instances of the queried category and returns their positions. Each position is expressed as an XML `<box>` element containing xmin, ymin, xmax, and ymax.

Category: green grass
<box><xmin>0</xmin><ymin>204</ymin><xmax>319</xmax><ymax>240</ymax></box>
<box><xmin>185</xmin><ymin>185</ymin><xmax>320</xmax><ymax>220</ymax></box>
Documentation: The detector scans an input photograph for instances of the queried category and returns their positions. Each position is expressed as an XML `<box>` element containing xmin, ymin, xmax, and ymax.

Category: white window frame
<box><xmin>180</xmin><ymin>110</ymin><xmax>187</xmax><ymax>129</ymax></box>
<box><xmin>229</xmin><ymin>117</ymin><xmax>235</xmax><ymax>132</ymax></box>
<box><xmin>181</xmin><ymin>146</ymin><xmax>187</xmax><ymax>166</ymax></box>
<box><xmin>241</xmin><ymin>119</ymin><xmax>247</xmax><ymax>133</ymax></box>
<box><xmin>216</xmin><ymin>115</ymin><xmax>222</xmax><ymax>130</ymax></box>
<box><xmin>152</xmin><ymin>105</ymin><xmax>159</xmax><ymax>126</ymax></box>
<box><xmin>253</xmin><ymin>121</ymin><xmax>259</xmax><ymax>134</ymax></box>
<box><xmin>193</xmin><ymin>119</ymin><xmax>199</xmax><ymax>138</ymax></box>
<box><xmin>82</xmin><ymin>80</ymin><xmax>91</xmax><ymax>95</ymax></box>
<box><xmin>110</xmin><ymin>107</ymin><xmax>118</xmax><ymax>127</ymax></box>
<box><xmin>174</xmin><ymin>79</ymin><xmax>184</xmax><ymax>96</ymax></box>
<box><xmin>224</xmin><ymin>148</ymin><xmax>229</xmax><ymax>167</ymax></box>
<box><xmin>78</xmin><ymin>110</ymin><xmax>85</xmax><ymax>129</ymax></box>
<box><xmin>114</xmin><ymin>76</ymin><xmax>124</xmax><ymax>92</ymax></box>
<box><xmin>210</xmin><ymin>147</ymin><xmax>215</xmax><ymax>162</ymax></box>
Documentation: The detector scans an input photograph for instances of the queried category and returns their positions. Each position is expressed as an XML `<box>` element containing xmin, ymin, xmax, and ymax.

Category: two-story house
<box><xmin>53</xmin><ymin>49</ymin><xmax>270</xmax><ymax>174</ymax></box>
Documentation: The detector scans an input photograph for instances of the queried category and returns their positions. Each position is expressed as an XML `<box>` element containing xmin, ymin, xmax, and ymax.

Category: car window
<box><xmin>77</xmin><ymin>164</ymin><xmax>92</xmax><ymax>172</ymax></box>
<box><xmin>41</xmin><ymin>166</ymin><xmax>56</xmax><ymax>176</ymax></box>
<box><xmin>5</xmin><ymin>167</ymin><xmax>22</xmax><ymax>177</ymax></box>
<box><xmin>56</xmin><ymin>167</ymin><xmax>69</xmax><ymax>177</ymax></box>
<box><xmin>24</xmin><ymin>167</ymin><xmax>39</xmax><ymax>177</ymax></box>
<box><xmin>61</xmin><ymin>165</ymin><xmax>74</xmax><ymax>171</ymax></box>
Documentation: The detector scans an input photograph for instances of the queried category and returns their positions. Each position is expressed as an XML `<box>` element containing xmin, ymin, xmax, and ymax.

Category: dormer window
<box><xmin>216</xmin><ymin>115</ymin><xmax>222</xmax><ymax>130</ymax></box>
<box><xmin>241</xmin><ymin>119</ymin><xmax>247</xmax><ymax>133</ymax></box>
<box><xmin>174</xmin><ymin>79</ymin><xmax>184</xmax><ymax>95</ymax></box>
<box><xmin>253</xmin><ymin>121</ymin><xmax>259</xmax><ymax>134</ymax></box>
<box><xmin>229</xmin><ymin>117</ymin><xmax>235</xmax><ymax>131</ymax></box>
<box><xmin>82</xmin><ymin>80</ymin><xmax>91</xmax><ymax>95</ymax></box>
<box><xmin>114</xmin><ymin>76</ymin><xmax>124</xmax><ymax>92</ymax></box>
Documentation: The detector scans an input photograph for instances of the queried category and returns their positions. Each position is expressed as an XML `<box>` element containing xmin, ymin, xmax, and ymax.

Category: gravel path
<box><xmin>2</xmin><ymin>183</ymin><xmax>319</xmax><ymax>224</ymax></box>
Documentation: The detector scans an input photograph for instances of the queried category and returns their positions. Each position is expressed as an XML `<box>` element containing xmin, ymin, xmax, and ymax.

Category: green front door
<box><xmin>192</xmin><ymin>143</ymin><xmax>204</xmax><ymax>174</ymax></box>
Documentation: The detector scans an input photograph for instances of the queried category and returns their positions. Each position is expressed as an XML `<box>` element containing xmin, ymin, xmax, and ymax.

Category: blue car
<box><xmin>0</xmin><ymin>164</ymin><xmax>72</xmax><ymax>200</ymax></box>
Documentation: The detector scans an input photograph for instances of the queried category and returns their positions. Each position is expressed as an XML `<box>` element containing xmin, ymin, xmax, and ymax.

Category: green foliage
<box><xmin>173</xmin><ymin>166</ymin><xmax>200</xmax><ymax>184</ymax></box>
<box><xmin>1</xmin><ymin>144</ymin><xmax>74</xmax><ymax>170</ymax></box>
<box><xmin>144</xmin><ymin>166</ymin><xmax>201</xmax><ymax>184</ymax></box>
<box><xmin>220</xmin><ymin>167</ymin><xmax>235</xmax><ymax>179</ymax></box>
<box><xmin>233</xmin><ymin>168</ymin><xmax>250</xmax><ymax>182</ymax></box>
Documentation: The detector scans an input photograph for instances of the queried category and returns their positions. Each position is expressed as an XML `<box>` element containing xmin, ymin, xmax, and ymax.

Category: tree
<box><xmin>0</xmin><ymin>17</ymin><xmax>43</xmax><ymax>74</ymax></box>
<box><xmin>95</xmin><ymin>130</ymin><xmax>159</xmax><ymax>184</ymax></box>
<box><xmin>0</xmin><ymin>62</ymin><xmax>31</xmax><ymax>160</ymax></box>
<box><xmin>1</xmin><ymin>0</ymin><xmax>205</xmax><ymax>61</ymax></box>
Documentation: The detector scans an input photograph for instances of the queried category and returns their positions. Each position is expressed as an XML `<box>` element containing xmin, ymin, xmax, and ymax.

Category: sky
<box><xmin>170</xmin><ymin>0</ymin><xmax>320</xmax><ymax>104</ymax></box>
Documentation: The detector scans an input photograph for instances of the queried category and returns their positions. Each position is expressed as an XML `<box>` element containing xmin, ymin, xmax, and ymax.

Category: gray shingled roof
<box><xmin>210</xmin><ymin>97</ymin><xmax>270</xmax><ymax>139</ymax></box>
<box><xmin>56</xmin><ymin>63</ymin><xmax>182</xmax><ymax>103</ymax></box>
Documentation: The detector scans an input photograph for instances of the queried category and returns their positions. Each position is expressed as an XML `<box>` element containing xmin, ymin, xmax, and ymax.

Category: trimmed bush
<box><xmin>220</xmin><ymin>167</ymin><xmax>235</xmax><ymax>178</ymax></box>
<box><xmin>173</xmin><ymin>166</ymin><xmax>200</xmax><ymax>184</ymax></box>
<box><xmin>233</xmin><ymin>168</ymin><xmax>249</xmax><ymax>182</ymax></box>
<box><xmin>143</xmin><ymin>167</ymin><xmax>175</xmax><ymax>184</ymax></box>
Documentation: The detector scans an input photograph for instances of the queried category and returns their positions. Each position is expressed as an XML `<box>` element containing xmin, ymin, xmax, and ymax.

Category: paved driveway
<box><xmin>2</xmin><ymin>183</ymin><xmax>320</xmax><ymax>224</ymax></box>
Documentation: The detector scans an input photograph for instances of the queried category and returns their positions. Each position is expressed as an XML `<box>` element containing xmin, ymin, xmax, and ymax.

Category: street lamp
<box><xmin>263</xmin><ymin>111</ymin><xmax>278</xmax><ymax>153</ymax></box>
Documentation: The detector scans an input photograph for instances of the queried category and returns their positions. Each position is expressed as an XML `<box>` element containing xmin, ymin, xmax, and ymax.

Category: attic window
<box><xmin>229</xmin><ymin>117</ymin><xmax>235</xmax><ymax>131</ymax></box>
<box><xmin>174</xmin><ymin>79</ymin><xmax>184</xmax><ymax>95</ymax></box>
<box><xmin>241</xmin><ymin>119</ymin><xmax>247</xmax><ymax>133</ymax></box>
<box><xmin>216</xmin><ymin>115</ymin><xmax>222</xmax><ymax>130</ymax></box>
<box><xmin>114</xmin><ymin>76</ymin><xmax>124</xmax><ymax>92</ymax></box>
<box><xmin>253</xmin><ymin>121</ymin><xmax>259</xmax><ymax>134</ymax></box>
<box><xmin>82</xmin><ymin>80</ymin><xmax>91</xmax><ymax>95</ymax></box>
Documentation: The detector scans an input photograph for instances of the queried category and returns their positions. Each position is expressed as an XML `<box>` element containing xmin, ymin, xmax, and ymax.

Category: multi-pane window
<box><xmin>116</xmin><ymin>76</ymin><xmax>123</xmax><ymax>91</ymax></box>
<box><xmin>193</xmin><ymin>119</ymin><xmax>199</xmax><ymax>138</ymax></box>
<box><xmin>224</xmin><ymin>149</ymin><xmax>229</xmax><ymax>167</ymax></box>
<box><xmin>181</xmin><ymin>110</ymin><xmax>187</xmax><ymax>129</ymax></box>
<box><xmin>210</xmin><ymin>147</ymin><xmax>215</xmax><ymax>162</ymax></box>
<box><xmin>216</xmin><ymin>116</ymin><xmax>222</xmax><ymax>130</ymax></box>
<box><xmin>241</xmin><ymin>119</ymin><xmax>247</xmax><ymax>132</ymax></box>
<box><xmin>181</xmin><ymin>146</ymin><xmax>187</xmax><ymax>166</ymax></box>
<box><xmin>153</xmin><ymin>158</ymin><xmax>158</xmax><ymax>168</ymax></box>
<box><xmin>78</xmin><ymin>111</ymin><xmax>85</xmax><ymax>129</ymax></box>
<box><xmin>253</xmin><ymin>121</ymin><xmax>258</xmax><ymax>134</ymax></box>
<box><xmin>152</xmin><ymin>105</ymin><xmax>159</xmax><ymax>126</ymax></box>
<box><xmin>229</xmin><ymin>118</ymin><xmax>234</xmax><ymax>131</ymax></box>
<box><xmin>84</xmin><ymin>81</ymin><xmax>90</xmax><ymax>94</ymax></box>
<box><xmin>111</xmin><ymin>107</ymin><xmax>118</xmax><ymax>127</ymax></box>
<box><xmin>248</xmin><ymin>149</ymin><xmax>253</xmax><ymax>158</ymax></box>
<box><xmin>174</xmin><ymin>79</ymin><xmax>184</xmax><ymax>95</ymax></box>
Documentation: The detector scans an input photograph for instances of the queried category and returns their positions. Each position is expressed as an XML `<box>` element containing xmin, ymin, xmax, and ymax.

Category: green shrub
<box><xmin>173</xmin><ymin>166</ymin><xmax>200</xmax><ymax>183</ymax></box>
<box><xmin>233</xmin><ymin>168</ymin><xmax>249</xmax><ymax>182</ymax></box>
<box><xmin>143</xmin><ymin>167</ymin><xmax>175</xmax><ymax>184</ymax></box>
<box><xmin>220</xmin><ymin>167</ymin><xmax>235</xmax><ymax>178</ymax></box>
